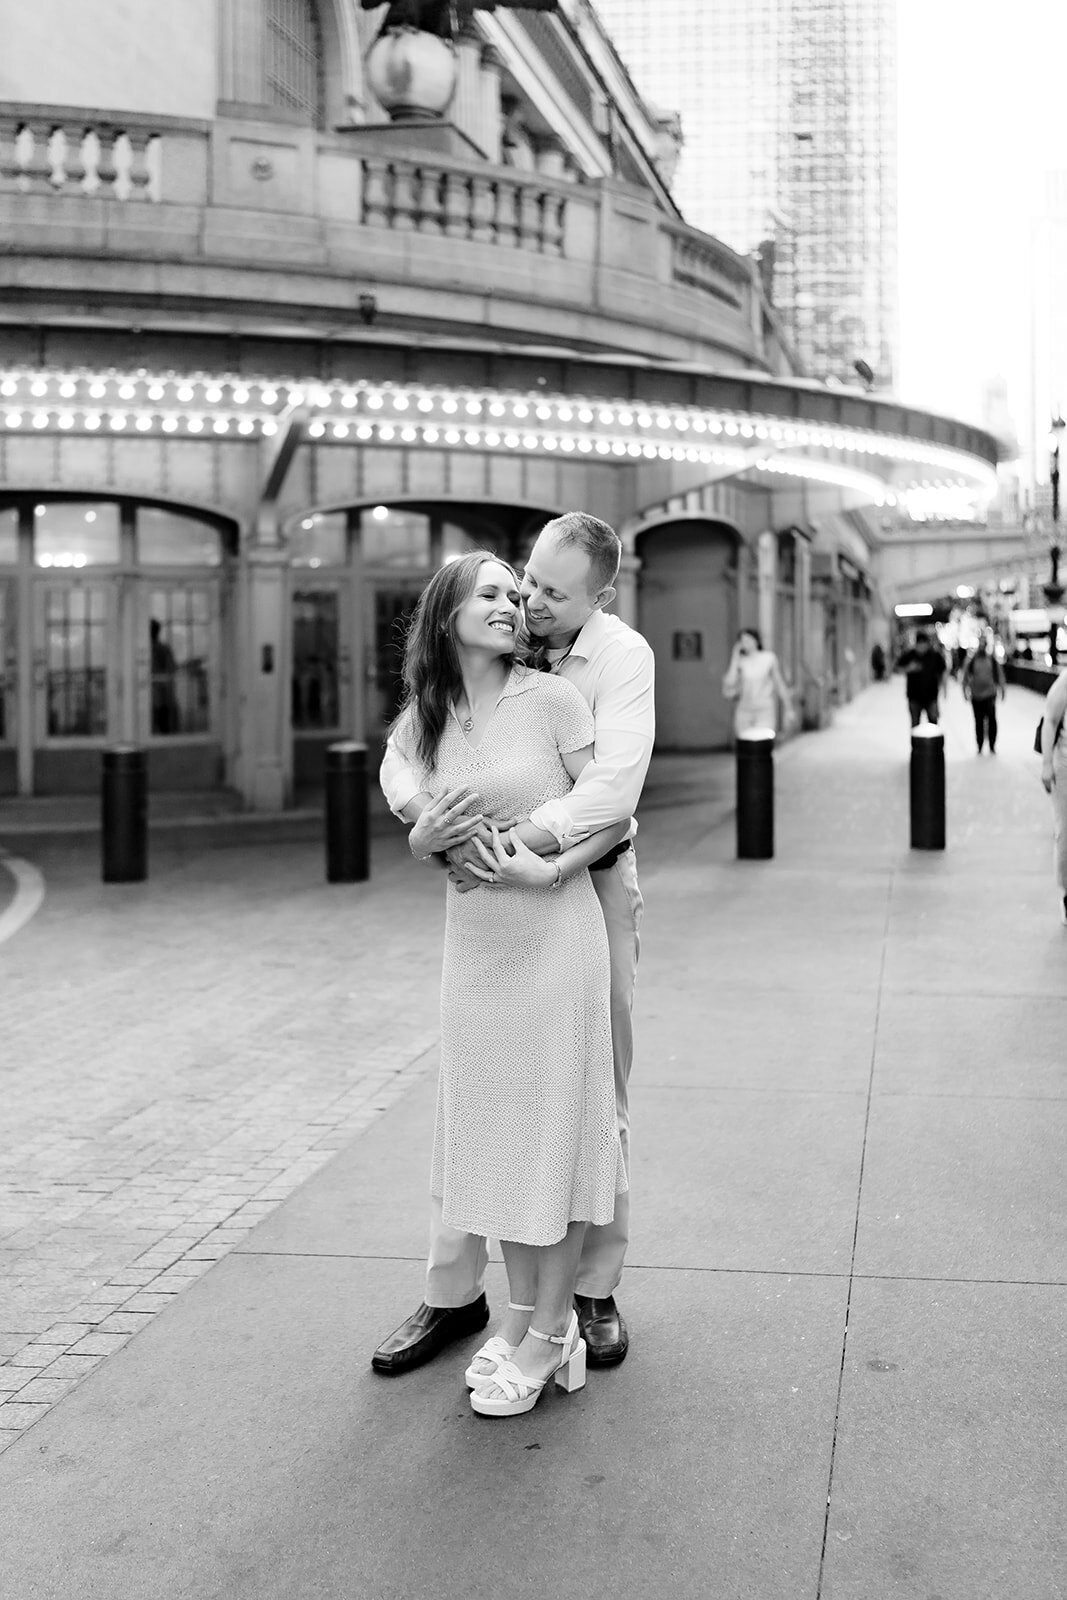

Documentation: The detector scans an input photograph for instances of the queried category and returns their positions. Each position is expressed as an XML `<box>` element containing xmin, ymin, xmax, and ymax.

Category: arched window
<box><xmin>220</xmin><ymin>0</ymin><xmax>326</xmax><ymax>127</ymax></box>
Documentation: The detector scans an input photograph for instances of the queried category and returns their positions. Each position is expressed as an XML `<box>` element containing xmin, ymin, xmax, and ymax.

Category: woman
<box><xmin>1038</xmin><ymin>667</ymin><xmax>1067</xmax><ymax>924</ymax></box>
<box><xmin>392</xmin><ymin>551</ymin><xmax>630</xmax><ymax>1418</ymax></box>
<box><xmin>722</xmin><ymin>628</ymin><xmax>793</xmax><ymax>736</ymax></box>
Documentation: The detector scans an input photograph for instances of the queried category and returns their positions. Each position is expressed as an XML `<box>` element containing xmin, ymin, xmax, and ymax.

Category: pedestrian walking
<box><xmin>377</xmin><ymin>513</ymin><xmax>654</xmax><ymax>1396</ymax></box>
<box><xmin>722</xmin><ymin>628</ymin><xmax>793</xmax><ymax>735</ymax></box>
<box><xmin>896</xmin><ymin>629</ymin><xmax>947</xmax><ymax>726</ymax></box>
<box><xmin>960</xmin><ymin>635</ymin><xmax>1005</xmax><ymax>752</ymax></box>
<box><xmin>1038</xmin><ymin>667</ymin><xmax>1067</xmax><ymax>925</ymax></box>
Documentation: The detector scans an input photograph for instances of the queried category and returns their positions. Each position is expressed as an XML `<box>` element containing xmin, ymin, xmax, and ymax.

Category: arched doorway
<box><xmin>0</xmin><ymin>495</ymin><xmax>236</xmax><ymax>795</ymax></box>
<box><xmin>637</xmin><ymin>518</ymin><xmax>742</xmax><ymax>750</ymax></box>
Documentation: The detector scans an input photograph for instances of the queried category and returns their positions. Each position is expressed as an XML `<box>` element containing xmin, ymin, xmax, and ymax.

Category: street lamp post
<box><xmin>1043</xmin><ymin>416</ymin><xmax>1065</xmax><ymax>665</ymax></box>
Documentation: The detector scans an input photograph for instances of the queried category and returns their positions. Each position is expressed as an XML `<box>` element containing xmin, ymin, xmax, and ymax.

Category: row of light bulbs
<box><xmin>2</xmin><ymin>410</ymin><xmax>276</xmax><ymax>436</ymax></box>
<box><xmin>0</xmin><ymin>404</ymin><xmax>978</xmax><ymax>492</ymax></box>
<box><xmin>0</xmin><ymin>368</ymin><xmax>997</xmax><ymax>491</ymax></box>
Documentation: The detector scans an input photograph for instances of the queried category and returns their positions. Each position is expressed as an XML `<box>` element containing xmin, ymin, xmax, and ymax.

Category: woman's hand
<box><xmin>470</xmin><ymin>825</ymin><xmax>558</xmax><ymax>888</ymax></box>
<box><xmin>408</xmin><ymin>787</ymin><xmax>483</xmax><ymax>859</ymax></box>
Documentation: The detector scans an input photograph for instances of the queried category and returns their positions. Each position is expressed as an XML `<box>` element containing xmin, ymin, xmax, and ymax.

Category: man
<box><xmin>374</xmin><ymin>511</ymin><xmax>655</xmax><ymax>1374</ymax></box>
<box><xmin>896</xmin><ymin>629</ymin><xmax>947</xmax><ymax>727</ymax></box>
<box><xmin>960</xmin><ymin>634</ymin><xmax>1005</xmax><ymax>753</ymax></box>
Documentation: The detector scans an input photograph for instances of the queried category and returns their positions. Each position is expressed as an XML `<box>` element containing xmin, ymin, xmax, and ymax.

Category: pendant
<box><xmin>462</xmin><ymin>715</ymin><xmax>474</xmax><ymax>733</ymax></box>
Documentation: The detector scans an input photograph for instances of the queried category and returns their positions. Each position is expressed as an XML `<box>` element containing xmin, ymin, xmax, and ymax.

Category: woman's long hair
<box><xmin>392</xmin><ymin>551</ymin><xmax>521</xmax><ymax>772</ymax></box>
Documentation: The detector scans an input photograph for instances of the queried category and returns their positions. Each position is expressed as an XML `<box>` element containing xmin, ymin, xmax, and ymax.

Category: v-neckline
<box><xmin>453</xmin><ymin>670</ymin><xmax>511</xmax><ymax>750</ymax></box>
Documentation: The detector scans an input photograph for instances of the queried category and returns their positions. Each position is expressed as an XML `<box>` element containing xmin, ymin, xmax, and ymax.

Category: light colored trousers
<box><xmin>425</xmin><ymin>848</ymin><xmax>644</xmax><ymax>1307</ymax></box>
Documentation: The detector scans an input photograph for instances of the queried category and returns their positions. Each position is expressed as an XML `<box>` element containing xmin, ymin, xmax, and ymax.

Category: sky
<box><xmin>896</xmin><ymin>0</ymin><xmax>1066</xmax><ymax>433</ymax></box>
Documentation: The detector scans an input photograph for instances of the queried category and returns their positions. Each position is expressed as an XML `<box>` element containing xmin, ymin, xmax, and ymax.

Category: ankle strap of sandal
<box><xmin>507</xmin><ymin>1302</ymin><xmax>535</xmax><ymax>1313</ymax></box>
<box><xmin>528</xmin><ymin>1324</ymin><xmax>567</xmax><ymax>1345</ymax></box>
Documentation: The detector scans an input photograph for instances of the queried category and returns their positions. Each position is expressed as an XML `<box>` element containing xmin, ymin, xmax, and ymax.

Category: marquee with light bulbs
<box><xmin>0</xmin><ymin>366</ymin><xmax>999</xmax><ymax>523</ymax></box>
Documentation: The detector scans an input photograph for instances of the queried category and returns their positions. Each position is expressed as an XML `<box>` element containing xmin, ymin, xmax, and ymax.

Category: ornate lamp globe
<box><xmin>365</xmin><ymin>27</ymin><xmax>458</xmax><ymax>121</ymax></box>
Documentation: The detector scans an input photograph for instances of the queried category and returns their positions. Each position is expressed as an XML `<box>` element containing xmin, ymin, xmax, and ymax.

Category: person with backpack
<box><xmin>960</xmin><ymin>635</ymin><xmax>1006</xmax><ymax>753</ymax></box>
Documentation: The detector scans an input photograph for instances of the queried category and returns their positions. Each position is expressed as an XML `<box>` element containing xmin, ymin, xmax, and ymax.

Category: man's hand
<box><xmin>444</xmin><ymin>814</ymin><xmax>525</xmax><ymax>889</ymax></box>
<box><xmin>1042</xmin><ymin>762</ymin><xmax>1056</xmax><ymax>794</ymax></box>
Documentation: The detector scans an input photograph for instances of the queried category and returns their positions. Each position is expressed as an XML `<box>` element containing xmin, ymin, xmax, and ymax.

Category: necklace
<box><xmin>458</xmin><ymin>691</ymin><xmax>493</xmax><ymax>733</ymax></box>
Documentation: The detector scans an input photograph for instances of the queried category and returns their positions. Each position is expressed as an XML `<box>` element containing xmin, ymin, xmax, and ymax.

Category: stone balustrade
<box><xmin>670</xmin><ymin>229</ymin><xmax>749</xmax><ymax>310</ymax></box>
<box><xmin>0</xmin><ymin>103</ymin><xmax>770</xmax><ymax>369</ymax></box>
<box><xmin>360</xmin><ymin>153</ymin><xmax>566</xmax><ymax>254</ymax></box>
<box><xmin>0</xmin><ymin>114</ymin><xmax>161</xmax><ymax>201</ymax></box>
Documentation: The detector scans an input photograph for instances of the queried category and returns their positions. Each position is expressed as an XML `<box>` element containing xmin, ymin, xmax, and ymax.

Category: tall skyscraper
<box><xmin>593</xmin><ymin>0</ymin><xmax>898</xmax><ymax>389</ymax></box>
<box><xmin>1026</xmin><ymin>170</ymin><xmax>1067</xmax><ymax>511</ymax></box>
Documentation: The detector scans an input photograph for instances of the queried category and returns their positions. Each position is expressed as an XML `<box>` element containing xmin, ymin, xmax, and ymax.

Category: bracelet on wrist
<box><xmin>547</xmin><ymin>861</ymin><xmax>563</xmax><ymax>890</ymax></box>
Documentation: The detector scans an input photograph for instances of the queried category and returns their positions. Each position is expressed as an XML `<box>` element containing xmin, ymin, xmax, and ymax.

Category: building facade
<box><xmin>591</xmin><ymin>0</ymin><xmax>899</xmax><ymax>389</ymax></box>
<box><xmin>0</xmin><ymin>0</ymin><xmax>992</xmax><ymax>806</ymax></box>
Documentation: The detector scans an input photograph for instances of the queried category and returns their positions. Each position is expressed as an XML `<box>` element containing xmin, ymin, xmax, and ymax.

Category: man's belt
<box><xmin>588</xmin><ymin>839</ymin><xmax>633</xmax><ymax>872</ymax></box>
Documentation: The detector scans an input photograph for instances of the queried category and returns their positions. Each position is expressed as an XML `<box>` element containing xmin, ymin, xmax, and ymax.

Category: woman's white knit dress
<box><xmin>397</xmin><ymin>666</ymin><xmax>624</xmax><ymax>1247</ymax></box>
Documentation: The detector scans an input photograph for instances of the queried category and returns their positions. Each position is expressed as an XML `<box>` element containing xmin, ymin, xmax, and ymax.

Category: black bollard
<box><xmin>910</xmin><ymin>725</ymin><xmax>945</xmax><ymax>850</ymax></box>
<box><xmin>101</xmin><ymin>745</ymin><xmax>147</xmax><ymax>883</ymax></box>
<box><xmin>735</xmin><ymin>728</ymin><xmax>775</xmax><ymax>860</ymax></box>
<box><xmin>325</xmin><ymin>740</ymin><xmax>369</xmax><ymax>883</ymax></box>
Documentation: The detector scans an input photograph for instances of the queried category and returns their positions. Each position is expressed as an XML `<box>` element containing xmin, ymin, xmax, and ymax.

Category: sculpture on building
<box><xmin>363</xmin><ymin>0</ymin><xmax>558</xmax><ymax>44</ymax></box>
<box><xmin>363</xmin><ymin>0</ymin><xmax>558</xmax><ymax>125</ymax></box>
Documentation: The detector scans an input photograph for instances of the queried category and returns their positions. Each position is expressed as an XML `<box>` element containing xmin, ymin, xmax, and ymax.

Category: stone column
<box><xmin>452</xmin><ymin>19</ymin><xmax>486</xmax><ymax>154</ymax></box>
<box><xmin>479</xmin><ymin>45</ymin><xmax>504</xmax><ymax>164</ymax></box>
<box><xmin>794</xmin><ymin>532</ymin><xmax>822</xmax><ymax>729</ymax></box>
<box><xmin>757</xmin><ymin>529</ymin><xmax>777</xmax><ymax>648</ymax></box>
<box><xmin>15</xmin><ymin>518</ymin><xmax>33</xmax><ymax>796</ymax></box>
<box><xmin>243</xmin><ymin>542</ymin><xmax>290</xmax><ymax>811</ymax></box>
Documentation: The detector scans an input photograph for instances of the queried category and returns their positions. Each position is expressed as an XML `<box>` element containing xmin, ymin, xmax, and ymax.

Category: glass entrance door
<box><xmin>369</xmin><ymin>585</ymin><xmax>421</xmax><ymax>740</ymax></box>
<box><xmin>290</xmin><ymin>581</ymin><xmax>353</xmax><ymax>791</ymax></box>
<box><xmin>136</xmin><ymin>580</ymin><xmax>223</xmax><ymax>788</ymax></box>
<box><xmin>33</xmin><ymin>579</ymin><xmax>118</xmax><ymax>791</ymax></box>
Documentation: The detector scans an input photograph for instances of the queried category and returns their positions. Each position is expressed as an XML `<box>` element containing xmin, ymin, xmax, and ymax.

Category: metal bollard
<box><xmin>101</xmin><ymin>745</ymin><xmax>147</xmax><ymax>883</ymax></box>
<box><xmin>325</xmin><ymin>740</ymin><xmax>369</xmax><ymax>883</ymax></box>
<box><xmin>910</xmin><ymin>724</ymin><xmax>945</xmax><ymax>850</ymax></box>
<box><xmin>735</xmin><ymin>727</ymin><xmax>775</xmax><ymax>860</ymax></box>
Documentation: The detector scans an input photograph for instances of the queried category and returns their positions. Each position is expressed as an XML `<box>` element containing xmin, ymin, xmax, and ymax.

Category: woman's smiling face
<box><xmin>453</xmin><ymin>560</ymin><xmax>522</xmax><ymax>654</ymax></box>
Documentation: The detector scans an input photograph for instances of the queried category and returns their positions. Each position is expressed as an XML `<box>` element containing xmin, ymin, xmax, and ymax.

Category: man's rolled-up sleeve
<box><xmin>380</xmin><ymin>728</ymin><xmax>424</xmax><ymax>817</ymax></box>
<box><xmin>529</xmin><ymin>646</ymin><xmax>655</xmax><ymax>845</ymax></box>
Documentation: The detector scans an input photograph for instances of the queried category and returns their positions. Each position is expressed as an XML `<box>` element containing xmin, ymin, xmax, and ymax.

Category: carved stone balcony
<box><xmin>0</xmin><ymin>103</ymin><xmax>770</xmax><ymax>370</ymax></box>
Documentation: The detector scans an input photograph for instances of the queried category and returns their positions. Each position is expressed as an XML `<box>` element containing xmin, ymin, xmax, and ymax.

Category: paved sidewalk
<box><xmin>0</xmin><ymin>679</ymin><xmax>1064</xmax><ymax>1599</ymax></box>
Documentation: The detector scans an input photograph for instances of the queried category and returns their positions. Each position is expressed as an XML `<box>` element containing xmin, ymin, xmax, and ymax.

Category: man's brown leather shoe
<box><xmin>371</xmin><ymin>1294</ymin><xmax>490</xmax><ymax>1375</ymax></box>
<box><xmin>574</xmin><ymin>1294</ymin><xmax>629</xmax><ymax>1366</ymax></box>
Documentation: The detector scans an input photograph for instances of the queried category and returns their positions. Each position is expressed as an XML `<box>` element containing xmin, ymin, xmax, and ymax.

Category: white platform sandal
<box><xmin>463</xmin><ymin>1303</ymin><xmax>535</xmax><ymax>1389</ymax></box>
<box><xmin>470</xmin><ymin>1310</ymin><xmax>586</xmax><ymax>1417</ymax></box>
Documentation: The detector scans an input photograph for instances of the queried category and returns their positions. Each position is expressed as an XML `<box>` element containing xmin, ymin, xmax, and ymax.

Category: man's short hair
<box><xmin>540</xmin><ymin>511</ymin><xmax>621</xmax><ymax>594</ymax></box>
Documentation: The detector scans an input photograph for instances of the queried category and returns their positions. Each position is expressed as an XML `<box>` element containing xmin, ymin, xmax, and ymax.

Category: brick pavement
<box><xmin>0</xmin><ymin>830</ymin><xmax>453</xmax><ymax>1449</ymax></box>
<box><xmin>0</xmin><ymin>748</ymin><xmax>737</xmax><ymax>1452</ymax></box>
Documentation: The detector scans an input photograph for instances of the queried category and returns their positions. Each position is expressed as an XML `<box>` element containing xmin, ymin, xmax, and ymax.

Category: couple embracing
<box><xmin>375</xmin><ymin>511</ymin><xmax>655</xmax><ymax>1419</ymax></box>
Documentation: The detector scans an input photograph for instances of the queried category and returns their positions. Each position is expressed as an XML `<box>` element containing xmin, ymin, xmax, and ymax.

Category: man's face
<box><xmin>520</xmin><ymin>531</ymin><xmax>607</xmax><ymax>646</ymax></box>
